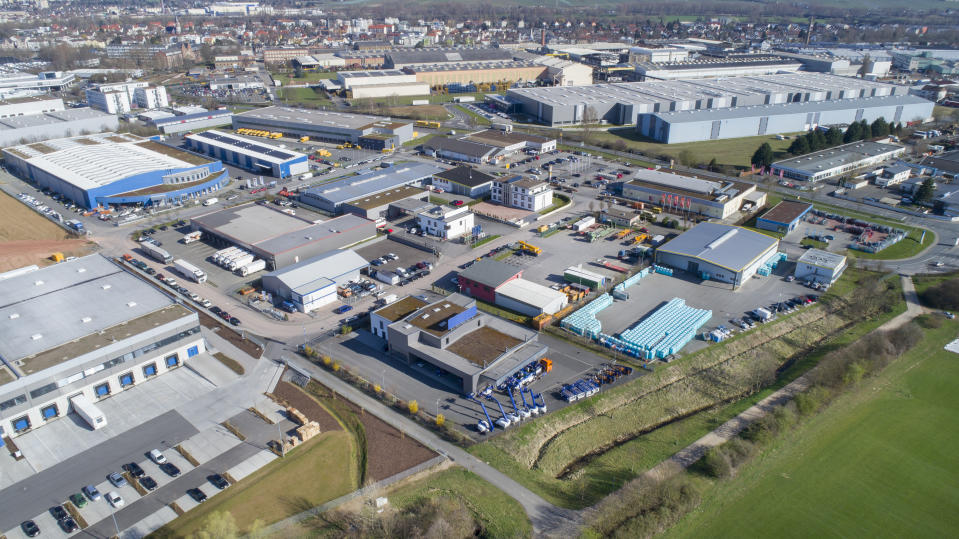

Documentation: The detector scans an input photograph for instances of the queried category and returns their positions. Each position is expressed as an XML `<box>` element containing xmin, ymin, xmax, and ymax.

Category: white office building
<box><xmin>85</xmin><ymin>88</ymin><xmax>131</xmax><ymax>114</ymax></box>
<box><xmin>491</xmin><ymin>176</ymin><xmax>554</xmax><ymax>211</ymax></box>
<box><xmin>133</xmin><ymin>86</ymin><xmax>169</xmax><ymax>109</ymax></box>
<box><xmin>417</xmin><ymin>204</ymin><xmax>475</xmax><ymax>239</ymax></box>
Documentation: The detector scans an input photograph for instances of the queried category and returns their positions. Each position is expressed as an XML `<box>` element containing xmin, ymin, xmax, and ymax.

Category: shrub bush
<box><xmin>699</xmin><ymin>447</ymin><xmax>732</xmax><ymax>478</ymax></box>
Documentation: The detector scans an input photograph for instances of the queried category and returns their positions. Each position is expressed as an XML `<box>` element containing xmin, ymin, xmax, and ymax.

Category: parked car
<box><xmin>149</xmin><ymin>449</ymin><xmax>167</xmax><ymax>464</ymax></box>
<box><xmin>107</xmin><ymin>472</ymin><xmax>127</xmax><ymax>488</ymax></box>
<box><xmin>69</xmin><ymin>492</ymin><xmax>87</xmax><ymax>508</ymax></box>
<box><xmin>21</xmin><ymin>520</ymin><xmax>40</xmax><ymax>537</ymax></box>
<box><xmin>124</xmin><ymin>462</ymin><xmax>145</xmax><ymax>478</ymax></box>
<box><xmin>83</xmin><ymin>484</ymin><xmax>101</xmax><ymax>501</ymax></box>
<box><xmin>107</xmin><ymin>491</ymin><xmax>124</xmax><ymax>508</ymax></box>
<box><xmin>50</xmin><ymin>505</ymin><xmax>68</xmax><ymax>521</ymax></box>
<box><xmin>188</xmin><ymin>488</ymin><xmax>208</xmax><ymax>503</ymax></box>
<box><xmin>229</xmin><ymin>317</ymin><xmax>241</xmax><ymax>326</ymax></box>
<box><xmin>208</xmin><ymin>474</ymin><xmax>229</xmax><ymax>490</ymax></box>
<box><xmin>139</xmin><ymin>476</ymin><xmax>158</xmax><ymax>491</ymax></box>
<box><xmin>59</xmin><ymin>517</ymin><xmax>79</xmax><ymax>533</ymax></box>
<box><xmin>451</xmin><ymin>200</ymin><xmax>464</xmax><ymax>206</ymax></box>
<box><xmin>160</xmin><ymin>462</ymin><xmax>181</xmax><ymax>477</ymax></box>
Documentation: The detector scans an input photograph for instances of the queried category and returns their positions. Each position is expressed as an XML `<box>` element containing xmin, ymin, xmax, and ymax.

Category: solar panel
<box><xmin>195</xmin><ymin>131</ymin><xmax>295</xmax><ymax>160</ymax></box>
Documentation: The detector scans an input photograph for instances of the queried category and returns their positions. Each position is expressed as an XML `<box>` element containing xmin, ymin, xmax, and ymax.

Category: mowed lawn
<box><xmin>154</xmin><ymin>430</ymin><xmax>356</xmax><ymax>537</ymax></box>
<box><xmin>668</xmin><ymin>320</ymin><xmax>959</xmax><ymax>538</ymax></box>
<box><xmin>584</xmin><ymin>129</ymin><xmax>795</xmax><ymax>168</ymax></box>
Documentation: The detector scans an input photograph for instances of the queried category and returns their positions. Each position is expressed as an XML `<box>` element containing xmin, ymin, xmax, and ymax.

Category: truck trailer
<box><xmin>174</xmin><ymin>259</ymin><xmax>208</xmax><ymax>283</ymax></box>
<box><xmin>70</xmin><ymin>394</ymin><xmax>107</xmax><ymax>430</ymax></box>
<box><xmin>141</xmin><ymin>242</ymin><xmax>172</xmax><ymax>263</ymax></box>
<box><xmin>227</xmin><ymin>254</ymin><xmax>255</xmax><ymax>271</ymax></box>
<box><xmin>236</xmin><ymin>259</ymin><xmax>266</xmax><ymax>276</ymax></box>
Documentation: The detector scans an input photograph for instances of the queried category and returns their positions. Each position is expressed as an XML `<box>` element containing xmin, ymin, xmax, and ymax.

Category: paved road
<box><xmin>284</xmin><ymin>354</ymin><xmax>582</xmax><ymax>537</ymax></box>
<box><xmin>0</xmin><ymin>411</ymin><xmax>198</xmax><ymax>531</ymax></box>
<box><xmin>81</xmin><ymin>409</ymin><xmax>291</xmax><ymax>538</ymax></box>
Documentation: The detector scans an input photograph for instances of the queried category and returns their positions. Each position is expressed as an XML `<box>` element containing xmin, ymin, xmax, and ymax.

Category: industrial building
<box><xmin>233</xmin><ymin>106</ymin><xmax>415</xmax><ymax>149</ymax></box>
<box><xmin>622</xmin><ymin>169</ymin><xmax>762</xmax><ymax>219</ymax></box>
<box><xmin>417</xmin><ymin>204</ymin><xmax>475</xmax><ymax>239</ymax></box>
<box><xmin>385</xmin><ymin>47</ymin><xmax>514</xmax><ymax>69</ymax></box>
<box><xmin>383</xmin><ymin>293</ymin><xmax>548</xmax><ymax>393</ymax></box>
<box><xmin>908</xmin><ymin>150</ymin><xmax>959</xmax><ymax>179</ymax></box>
<box><xmin>0</xmin><ymin>255</ymin><xmax>205</xmax><ymax>439</ymax></box>
<box><xmin>0</xmin><ymin>71</ymin><xmax>76</xmax><ymax>98</ymax></box>
<box><xmin>655</xmin><ymin>223</ymin><xmax>780</xmax><ymax>288</ymax></box>
<box><xmin>2</xmin><ymin>132</ymin><xmax>227</xmax><ymax>210</ymax></box>
<box><xmin>405</xmin><ymin>61</ymin><xmax>547</xmax><ymax>87</ymax></box>
<box><xmin>462</xmin><ymin>129</ymin><xmax>557</xmax><ymax>157</ymax></box>
<box><xmin>148</xmin><ymin>108</ymin><xmax>234</xmax><ymax>134</ymax></box>
<box><xmin>875</xmin><ymin>164</ymin><xmax>911</xmax><ymax>187</ymax></box>
<box><xmin>638</xmin><ymin>94</ymin><xmax>933</xmax><ymax>144</ymax></box>
<box><xmin>292</xmin><ymin>54</ymin><xmax>346</xmax><ymax>70</ymax></box>
<box><xmin>0</xmin><ymin>95</ymin><xmax>64</xmax><ymax>117</ymax></box>
<box><xmin>298</xmin><ymin>162</ymin><xmax>441</xmax><ymax>214</ymax></box>
<box><xmin>340</xmin><ymin>185</ymin><xmax>428</xmax><ymax>220</ymax></box>
<box><xmin>336</xmin><ymin>70</ymin><xmax>430</xmax><ymax>99</ymax></box>
<box><xmin>532</xmin><ymin>56</ymin><xmax>594</xmax><ymax>87</ymax></box>
<box><xmin>261</xmin><ymin>249</ymin><xmax>368</xmax><ymax>313</ymax></box>
<box><xmin>755</xmin><ymin>200</ymin><xmax>813</xmax><ymax>234</ymax></box>
<box><xmin>185</xmin><ymin>130</ymin><xmax>309</xmax><ymax>178</ymax></box>
<box><xmin>432</xmin><ymin>166</ymin><xmax>496</xmax><ymax>197</ymax></box>
<box><xmin>457</xmin><ymin>259</ymin><xmax>567</xmax><ymax>316</ymax></box>
<box><xmin>770</xmin><ymin>141</ymin><xmax>906</xmax><ymax>183</ymax></box>
<box><xmin>634</xmin><ymin>55</ymin><xmax>802</xmax><ymax>81</ymax></box>
<box><xmin>629</xmin><ymin>46</ymin><xmax>691</xmax><ymax>63</ymax></box>
<box><xmin>0</xmin><ymin>106</ymin><xmax>118</xmax><ymax>148</ymax></box>
<box><xmin>491</xmin><ymin>176</ymin><xmax>555</xmax><ymax>212</ymax></box>
<box><xmin>503</xmin><ymin>72</ymin><xmax>910</xmax><ymax>126</ymax></box>
<box><xmin>421</xmin><ymin>137</ymin><xmax>499</xmax><ymax>164</ymax></box>
<box><xmin>190</xmin><ymin>203</ymin><xmax>377</xmax><ymax>270</ymax></box>
<box><xmin>794</xmin><ymin>249</ymin><xmax>847</xmax><ymax>285</ymax></box>
<box><xmin>370</xmin><ymin>295</ymin><xmax>429</xmax><ymax>343</ymax></box>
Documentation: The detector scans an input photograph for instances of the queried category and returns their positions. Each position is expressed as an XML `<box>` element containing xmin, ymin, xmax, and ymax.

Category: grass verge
<box><xmin>538</xmin><ymin>194</ymin><xmax>571</xmax><ymax>215</ymax></box>
<box><xmin>471</xmin><ymin>234</ymin><xmax>500</xmax><ymax>249</ymax></box>
<box><xmin>213</xmin><ymin>352</ymin><xmax>245</xmax><ymax>375</ymax></box>
<box><xmin>455</xmin><ymin>104</ymin><xmax>491</xmax><ymax>126</ymax></box>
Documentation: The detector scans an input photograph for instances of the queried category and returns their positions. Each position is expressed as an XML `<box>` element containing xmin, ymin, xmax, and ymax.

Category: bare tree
<box><xmin>581</xmin><ymin>106</ymin><xmax>598</xmax><ymax>145</ymax></box>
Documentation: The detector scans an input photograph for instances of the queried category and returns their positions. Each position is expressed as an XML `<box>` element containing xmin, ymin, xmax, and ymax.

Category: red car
<box><xmin>451</xmin><ymin>200</ymin><xmax>464</xmax><ymax>206</ymax></box>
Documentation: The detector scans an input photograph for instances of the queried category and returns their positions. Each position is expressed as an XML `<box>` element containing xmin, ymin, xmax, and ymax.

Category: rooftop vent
<box><xmin>77</xmin><ymin>268</ymin><xmax>86</xmax><ymax>273</ymax></box>
<box><xmin>421</xmin><ymin>313</ymin><xmax>430</xmax><ymax>319</ymax></box>
<box><xmin>81</xmin><ymin>316</ymin><xmax>92</xmax><ymax>323</ymax></box>
<box><xmin>9</xmin><ymin>313</ymin><xmax>19</xmax><ymax>319</ymax></box>
<box><xmin>31</xmin><ymin>333</ymin><xmax>42</xmax><ymax>340</ymax></box>
<box><xmin>127</xmin><ymin>301</ymin><xmax>137</xmax><ymax>307</ymax></box>
<box><xmin>34</xmin><ymin>280</ymin><xmax>44</xmax><ymax>286</ymax></box>
<box><xmin>102</xmin><ymin>284</ymin><xmax>111</xmax><ymax>290</ymax></box>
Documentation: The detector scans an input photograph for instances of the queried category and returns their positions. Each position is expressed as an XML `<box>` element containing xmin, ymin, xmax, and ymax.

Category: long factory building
<box><xmin>502</xmin><ymin>72</ymin><xmax>919</xmax><ymax>128</ymax></box>
<box><xmin>233</xmin><ymin>106</ymin><xmax>414</xmax><ymax>149</ymax></box>
<box><xmin>185</xmin><ymin>129</ymin><xmax>309</xmax><ymax>178</ymax></box>
<box><xmin>622</xmin><ymin>168</ymin><xmax>765</xmax><ymax>219</ymax></box>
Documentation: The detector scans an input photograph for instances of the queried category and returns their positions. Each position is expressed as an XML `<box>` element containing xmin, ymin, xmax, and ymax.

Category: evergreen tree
<box><xmin>915</xmin><ymin>177</ymin><xmax>936</xmax><ymax>203</ymax></box>
<box><xmin>708</xmin><ymin>157</ymin><xmax>718</xmax><ymax>172</ymax></box>
<box><xmin>789</xmin><ymin>136</ymin><xmax>811</xmax><ymax>155</ymax></box>
<box><xmin>843</xmin><ymin>122</ymin><xmax>861</xmax><ymax>143</ymax></box>
<box><xmin>811</xmin><ymin>129</ymin><xmax>827</xmax><ymax>150</ymax></box>
<box><xmin>825</xmin><ymin>126</ymin><xmax>844</xmax><ymax>147</ymax></box>
<box><xmin>751</xmin><ymin>142</ymin><xmax>774</xmax><ymax>168</ymax></box>
<box><xmin>858</xmin><ymin>120</ymin><xmax>870</xmax><ymax>140</ymax></box>
<box><xmin>871</xmin><ymin>117</ymin><xmax>890</xmax><ymax>137</ymax></box>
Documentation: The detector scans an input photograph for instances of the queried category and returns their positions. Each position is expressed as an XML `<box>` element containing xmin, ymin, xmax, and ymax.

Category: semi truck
<box><xmin>227</xmin><ymin>253</ymin><xmax>255</xmax><ymax>271</ymax></box>
<box><xmin>181</xmin><ymin>231</ymin><xmax>202</xmax><ymax>244</ymax></box>
<box><xmin>141</xmin><ymin>241</ymin><xmax>173</xmax><ymax>263</ymax></box>
<box><xmin>236</xmin><ymin>259</ymin><xmax>266</xmax><ymax>276</ymax></box>
<box><xmin>70</xmin><ymin>394</ymin><xmax>107</xmax><ymax>430</ymax></box>
<box><xmin>174</xmin><ymin>259</ymin><xmax>208</xmax><ymax>283</ymax></box>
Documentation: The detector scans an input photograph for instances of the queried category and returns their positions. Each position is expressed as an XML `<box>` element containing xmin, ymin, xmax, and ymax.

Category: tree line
<box><xmin>751</xmin><ymin>117</ymin><xmax>902</xmax><ymax>169</ymax></box>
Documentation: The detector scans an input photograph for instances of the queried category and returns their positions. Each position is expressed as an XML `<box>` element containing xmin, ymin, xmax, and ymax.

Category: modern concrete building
<box><xmin>298</xmin><ymin>163</ymin><xmax>441</xmax><ymax>214</ymax></box>
<box><xmin>261</xmin><ymin>249</ymin><xmax>368</xmax><ymax>313</ymax></box>
<box><xmin>795</xmin><ymin>248</ymin><xmax>847</xmax><ymax>285</ymax></box>
<box><xmin>0</xmin><ymin>255</ymin><xmax>205</xmax><ymax>439</ymax></box>
<box><xmin>190</xmin><ymin>204</ymin><xmax>377</xmax><ymax>269</ymax></box>
<box><xmin>505</xmin><ymin>72</ymin><xmax>911</xmax><ymax>126</ymax></box>
<box><xmin>638</xmin><ymin>94</ymin><xmax>933</xmax><ymax>144</ymax></box>
<box><xmin>0</xmin><ymin>71</ymin><xmax>76</xmax><ymax>98</ymax></box>
<box><xmin>384</xmin><ymin>293</ymin><xmax>547</xmax><ymax>393</ymax></box>
<box><xmin>417</xmin><ymin>204</ymin><xmax>475</xmax><ymax>239</ymax></box>
<box><xmin>133</xmin><ymin>86</ymin><xmax>169</xmax><ymax>109</ymax></box>
<box><xmin>85</xmin><ymin>87</ymin><xmax>131</xmax><ymax>114</ymax></box>
<box><xmin>0</xmin><ymin>106</ymin><xmax>119</xmax><ymax>148</ymax></box>
<box><xmin>622</xmin><ymin>169</ymin><xmax>762</xmax><ymax>219</ymax></box>
<box><xmin>149</xmin><ymin>109</ymin><xmax>234</xmax><ymax>134</ymax></box>
<box><xmin>432</xmin><ymin>166</ymin><xmax>496</xmax><ymax>197</ymax></box>
<box><xmin>755</xmin><ymin>200</ymin><xmax>813</xmax><ymax>234</ymax></box>
<box><xmin>876</xmin><ymin>164</ymin><xmax>911</xmax><ymax>187</ymax></box>
<box><xmin>655</xmin><ymin>223</ymin><xmax>780</xmax><ymax>287</ymax></box>
<box><xmin>370</xmin><ymin>295</ymin><xmax>429</xmax><ymax>343</ymax></box>
<box><xmin>233</xmin><ymin>106</ymin><xmax>415</xmax><ymax>149</ymax></box>
<box><xmin>2</xmin><ymin>132</ymin><xmax>227</xmax><ymax>209</ymax></box>
<box><xmin>770</xmin><ymin>141</ymin><xmax>906</xmax><ymax>183</ymax></box>
<box><xmin>0</xmin><ymin>96</ymin><xmax>64</xmax><ymax>117</ymax></box>
<box><xmin>457</xmin><ymin>258</ymin><xmax>568</xmax><ymax>316</ymax></box>
<box><xmin>185</xmin><ymin>130</ymin><xmax>308</xmax><ymax>178</ymax></box>
<box><xmin>491</xmin><ymin>176</ymin><xmax>554</xmax><ymax>212</ymax></box>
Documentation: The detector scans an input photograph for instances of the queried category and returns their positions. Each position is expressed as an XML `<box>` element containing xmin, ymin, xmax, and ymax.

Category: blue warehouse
<box><xmin>1</xmin><ymin>132</ymin><xmax>229</xmax><ymax>210</ymax></box>
<box><xmin>185</xmin><ymin>130</ymin><xmax>309</xmax><ymax>178</ymax></box>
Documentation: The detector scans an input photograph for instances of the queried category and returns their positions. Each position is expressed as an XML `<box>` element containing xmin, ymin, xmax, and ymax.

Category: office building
<box><xmin>755</xmin><ymin>201</ymin><xmax>813</xmax><ymax>234</ymax></box>
<box><xmin>491</xmin><ymin>176</ymin><xmax>554</xmax><ymax>212</ymax></box>
<box><xmin>770</xmin><ymin>141</ymin><xmax>906</xmax><ymax>183</ymax></box>
<box><xmin>417</xmin><ymin>204</ymin><xmax>475</xmax><ymax>240</ymax></box>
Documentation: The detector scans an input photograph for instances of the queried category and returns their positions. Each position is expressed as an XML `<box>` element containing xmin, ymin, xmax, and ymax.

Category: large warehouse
<box><xmin>149</xmin><ymin>108</ymin><xmax>234</xmax><ymax>134</ymax></box>
<box><xmin>385</xmin><ymin>47</ymin><xmax>514</xmax><ymax>69</ymax></box>
<box><xmin>336</xmin><ymin>70</ymin><xmax>430</xmax><ymax>99</ymax></box>
<box><xmin>504</xmin><ymin>72</ymin><xmax>911</xmax><ymax>126</ymax></box>
<box><xmin>2</xmin><ymin>132</ymin><xmax>228</xmax><ymax>209</ymax></box>
<box><xmin>638</xmin><ymin>94</ymin><xmax>933</xmax><ymax>143</ymax></box>
<box><xmin>405</xmin><ymin>61</ymin><xmax>547</xmax><ymax>87</ymax></box>
<box><xmin>261</xmin><ymin>249</ymin><xmax>368</xmax><ymax>313</ymax></box>
<box><xmin>770</xmin><ymin>141</ymin><xmax>906</xmax><ymax>182</ymax></box>
<box><xmin>0</xmin><ymin>104</ymin><xmax>118</xmax><ymax>147</ymax></box>
<box><xmin>0</xmin><ymin>255</ymin><xmax>205</xmax><ymax>438</ymax></box>
<box><xmin>622</xmin><ymin>168</ymin><xmax>763</xmax><ymax>219</ymax></box>
<box><xmin>655</xmin><ymin>223</ymin><xmax>781</xmax><ymax>288</ymax></box>
<box><xmin>233</xmin><ymin>106</ymin><xmax>415</xmax><ymax>149</ymax></box>
<box><xmin>185</xmin><ymin>130</ymin><xmax>309</xmax><ymax>178</ymax></box>
<box><xmin>383</xmin><ymin>293</ymin><xmax>548</xmax><ymax>393</ymax></box>
<box><xmin>635</xmin><ymin>55</ymin><xmax>802</xmax><ymax>81</ymax></box>
<box><xmin>298</xmin><ymin>162</ymin><xmax>441</xmax><ymax>214</ymax></box>
<box><xmin>191</xmin><ymin>203</ymin><xmax>377</xmax><ymax>269</ymax></box>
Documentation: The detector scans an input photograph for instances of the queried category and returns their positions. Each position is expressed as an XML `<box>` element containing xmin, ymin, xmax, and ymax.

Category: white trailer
<box><xmin>181</xmin><ymin>231</ymin><xmax>202</xmax><ymax>244</ymax></box>
<box><xmin>141</xmin><ymin>242</ymin><xmax>172</xmax><ymax>263</ymax></box>
<box><xmin>228</xmin><ymin>253</ymin><xmax>255</xmax><ymax>271</ymax></box>
<box><xmin>213</xmin><ymin>247</ymin><xmax>239</xmax><ymax>264</ymax></box>
<box><xmin>237</xmin><ymin>259</ymin><xmax>266</xmax><ymax>276</ymax></box>
<box><xmin>491</xmin><ymin>122</ymin><xmax>513</xmax><ymax>133</ymax></box>
<box><xmin>174</xmin><ymin>259</ymin><xmax>208</xmax><ymax>283</ymax></box>
<box><xmin>71</xmin><ymin>394</ymin><xmax>107</xmax><ymax>430</ymax></box>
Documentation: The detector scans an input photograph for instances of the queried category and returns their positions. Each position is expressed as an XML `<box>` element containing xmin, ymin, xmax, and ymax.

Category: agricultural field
<box><xmin>468</xmin><ymin>269</ymin><xmax>905</xmax><ymax>508</ymax></box>
<box><xmin>386</xmin><ymin>104</ymin><xmax>451</xmax><ymax>122</ymax></box>
<box><xmin>667</xmin><ymin>318</ymin><xmax>959</xmax><ymax>538</ymax></box>
<box><xmin>0</xmin><ymin>191</ymin><xmax>95</xmax><ymax>272</ymax></box>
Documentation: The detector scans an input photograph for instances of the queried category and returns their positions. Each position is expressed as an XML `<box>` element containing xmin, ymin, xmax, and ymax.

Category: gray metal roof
<box><xmin>651</xmin><ymin>94</ymin><xmax>932</xmax><ymax>124</ymax></box>
<box><xmin>434</xmin><ymin>166</ymin><xmax>496</xmax><ymax>187</ymax></box>
<box><xmin>458</xmin><ymin>258</ymin><xmax>523</xmax><ymax>289</ymax></box>
<box><xmin>658</xmin><ymin>223</ymin><xmax>779</xmax><ymax>272</ymax></box>
<box><xmin>236</xmin><ymin>106</ymin><xmax>401</xmax><ymax>131</ymax></box>
<box><xmin>0</xmin><ymin>107</ymin><xmax>113</xmax><ymax>130</ymax></box>
<box><xmin>263</xmin><ymin>249</ymin><xmax>368</xmax><ymax>295</ymax></box>
<box><xmin>300</xmin><ymin>163</ymin><xmax>441</xmax><ymax>205</ymax></box>
<box><xmin>387</xmin><ymin>47</ymin><xmax>513</xmax><ymax>67</ymax></box>
<box><xmin>0</xmin><ymin>255</ymin><xmax>174</xmax><ymax>362</ymax></box>
<box><xmin>423</xmin><ymin>137</ymin><xmax>497</xmax><ymax>158</ymax></box>
<box><xmin>798</xmin><ymin>248</ymin><xmax>846</xmax><ymax>269</ymax></box>
<box><xmin>772</xmin><ymin>141</ymin><xmax>904</xmax><ymax>175</ymax></box>
<box><xmin>256</xmin><ymin>214</ymin><xmax>376</xmax><ymax>255</ymax></box>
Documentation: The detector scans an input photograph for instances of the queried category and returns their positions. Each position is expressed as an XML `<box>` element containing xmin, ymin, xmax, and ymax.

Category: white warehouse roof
<box><xmin>496</xmin><ymin>279</ymin><xmax>567</xmax><ymax>310</ymax></box>
<box><xmin>264</xmin><ymin>249</ymin><xmax>368</xmax><ymax>296</ymax></box>
<box><xmin>658</xmin><ymin>223</ymin><xmax>779</xmax><ymax>272</ymax></box>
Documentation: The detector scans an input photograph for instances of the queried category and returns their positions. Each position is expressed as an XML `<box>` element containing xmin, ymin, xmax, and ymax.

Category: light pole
<box><xmin>435</xmin><ymin>398</ymin><xmax>441</xmax><ymax>417</ymax></box>
<box><xmin>110</xmin><ymin>506</ymin><xmax>120</xmax><ymax>538</ymax></box>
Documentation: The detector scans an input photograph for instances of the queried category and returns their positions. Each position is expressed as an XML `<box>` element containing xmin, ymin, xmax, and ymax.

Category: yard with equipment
<box><xmin>666</xmin><ymin>318</ymin><xmax>959</xmax><ymax>539</ymax></box>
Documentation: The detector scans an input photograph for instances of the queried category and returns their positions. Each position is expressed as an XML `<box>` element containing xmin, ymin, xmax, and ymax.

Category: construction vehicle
<box><xmin>518</xmin><ymin>389</ymin><xmax>538</xmax><ymax>416</ymax></box>
<box><xmin>485</xmin><ymin>394</ymin><xmax>512</xmax><ymax>428</ymax></box>
<box><xmin>269</xmin><ymin>132</ymin><xmax>282</xmax><ymax>139</ymax></box>
<box><xmin>50</xmin><ymin>252</ymin><xmax>64</xmax><ymax>262</ymax></box>
<box><xmin>516</xmin><ymin>240</ymin><xmax>542</xmax><ymax>256</ymax></box>
<box><xmin>614</xmin><ymin>228</ymin><xmax>631</xmax><ymax>240</ymax></box>
<box><xmin>507</xmin><ymin>390</ymin><xmax>531</xmax><ymax>420</ymax></box>
<box><xmin>527</xmin><ymin>388</ymin><xmax>547</xmax><ymax>414</ymax></box>
<box><xmin>299</xmin><ymin>136</ymin><xmax>309</xmax><ymax>143</ymax></box>
<box><xmin>467</xmin><ymin>394</ymin><xmax>495</xmax><ymax>433</ymax></box>
<box><xmin>539</xmin><ymin>357</ymin><xmax>552</xmax><ymax>374</ymax></box>
<box><xmin>631</xmin><ymin>233</ymin><xmax>648</xmax><ymax>245</ymax></box>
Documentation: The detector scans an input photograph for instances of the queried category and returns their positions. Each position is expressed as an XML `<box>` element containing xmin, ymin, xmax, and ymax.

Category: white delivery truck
<box><xmin>174</xmin><ymin>259</ymin><xmax>207</xmax><ymax>283</ymax></box>
<box><xmin>237</xmin><ymin>259</ymin><xmax>266</xmax><ymax>276</ymax></box>
<box><xmin>141</xmin><ymin>241</ymin><xmax>173</xmax><ymax>263</ymax></box>
<box><xmin>228</xmin><ymin>253</ymin><xmax>255</xmax><ymax>271</ymax></box>
<box><xmin>71</xmin><ymin>394</ymin><xmax>107</xmax><ymax>430</ymax></box>
<box><xmin>181</xmin><ymin>231</ymin><xmax>202</xmax><ymax>244</ymax></box>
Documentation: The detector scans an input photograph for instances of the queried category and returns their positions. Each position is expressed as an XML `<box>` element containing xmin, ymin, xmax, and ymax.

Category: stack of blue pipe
<box><xmin>614</xmin><ymin>298</ymin><xmax>712</xmax><ymax>359</ymax></box>
<box><xmin>560</xmin><ymin>293</ymin><xmax>613</xmax><ymax>338</ymax></box>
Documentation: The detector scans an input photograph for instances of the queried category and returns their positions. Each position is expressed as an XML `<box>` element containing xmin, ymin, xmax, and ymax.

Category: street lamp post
<box><xmin>435</xmin><ymin>398</ymin><xmax>441</xmax><ymax>417</ymax></box>
<box><xmin>110</xmin><ymin>507</ymin><xmax>120</xmax><ymax>538</ymax></box>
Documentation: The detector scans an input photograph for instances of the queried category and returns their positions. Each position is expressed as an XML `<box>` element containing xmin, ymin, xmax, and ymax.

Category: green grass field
<box><xmin>667</xmin><ymin>319</ymin><xmax>959</xmax><ymax>538</ymax></box>
<box><xmin>153</xmin><ymin>430</ymin><xmax>356</xmax><ymax>537</ymax></box>
<box><xmin>277</xmin><ymin>86</ymin><xmax>334</xmax><ymax>108</ymax></box>
<box><xmin>272</xmin><ymin>71</ymin><xmax>338</xmax><ymax>84</ymax></box>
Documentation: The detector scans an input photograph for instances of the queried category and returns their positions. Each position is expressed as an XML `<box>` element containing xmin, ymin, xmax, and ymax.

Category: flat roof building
<box><xmin>771</xmin><ymin>141</ymin><xmax>906</xmax><ymax>182</ymax></box>
<box><xmin>755</xmin><ymin>200</ymin><xmax>813</xmax><ymax>234</ymax></box>
<box><xmin>0</xmin><ymin>255</ymin><xmax>205</xmax><ymax>438</ymax></box>
<box><xmin>2</xmin><ymin>132</ymin><xmax>227</xmax><ymax>210</ymax></box>
<box><xmin>421</xmin><ymin>137</ymin><xmax>499</xmax><ymax>164</ymax></box>
<box><xmin>622</xmin><ymin>168</ymin><xmax>762</xmax><ymax>219</ymax></box>
<box><xmin>340</xmin><ymin>185</ymin><xmax>428</xmax><ymax>220</ymax></box>
<box><xmin>0</xmin><ymin>106</ymin><xmax>118</xmax><ymax>148</ymax></box>
<box><xmin>384</xmin><ymin>293</ymin><xmax>547</xmax><ymax>393</ymax></box>
<box><xmin>298</xmin><ymin>163</ymin><xmax>441</xmax><ymax>214</ymax></box>
<box><xmin>385</xmin><ymin>47</ymin><xmax>514</xmax><ymax>69</ymax></box>
<box><xmin>432</xmin><ymin>166</ymin><xmax>496</xmax><ymax>197</ymax></box>
<box><xmin>149</xmin><ymin>108</ymin><xmax>233</xmax><ymax>134</ymax></box>
<box><xmin>795</xmin><ymin>248</ymin><xmax>847</xmax><ymax>285</ymax></box>
<box><xmin>233</xmin><ymin>106</ymin><xmax>415</xmax><ymax>149</ymax></box>
<box><xmin>336</xmin><ymin>69</ymin><xmax>430</xmax><ymax>99</ymax></box>
<box><xmin>635</xmin><ymin>55</ymin><xmax>802</xmax><ymax>81</ymax></box>
<box><xmin>656</xmin><ymin>223</ymin><xmax>780</xmax><ymax>288</ymax></box>
<box><xmin>261</xmin><ymin>249</ymin><xmax>368</xmax><ymax>313</ymax></box>
<box><xmin>185</xmin><ymin>130</ymin><xmax>308</xmax><ymax>178</ymax></box>
<box><xmin>191</xmin><ymin>203</ymin><xmax>377</xmax><ymax>269</ymax></box>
